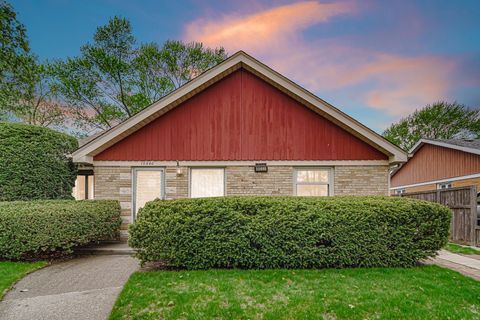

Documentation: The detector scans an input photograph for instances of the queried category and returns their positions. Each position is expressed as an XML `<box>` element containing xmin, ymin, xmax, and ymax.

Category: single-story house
<box><xmin>72</xmin><ymin>51</ymin><xmax>407</xmax><ymax>237</ymax></box>
<box><xmin>391</xmin><ymin>138</ymin><xmax>480</xmax><ymax>194</ymax></box>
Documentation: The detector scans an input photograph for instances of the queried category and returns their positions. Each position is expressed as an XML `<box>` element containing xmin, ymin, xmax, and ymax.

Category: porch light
<box><xmin>176</xmin><ymin>160</ymin><xmax>183</xmax><ymax>176</ymax></box>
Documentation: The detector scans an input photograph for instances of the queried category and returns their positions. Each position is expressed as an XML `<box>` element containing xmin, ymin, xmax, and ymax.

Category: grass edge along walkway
<box><xmin>0</xmin><ymin>261</ymin><xmax>47</xmax><ymax>300</ymax></box>
<box><xmin>446</xmin><ymin>243</ymin><xmax>480</xmax><ymax>255</ymax></box>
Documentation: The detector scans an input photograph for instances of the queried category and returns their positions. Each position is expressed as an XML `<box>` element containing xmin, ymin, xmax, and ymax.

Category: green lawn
<box><xmin>0</xmin><ymin>261</ymin><xmax>46</xmax><ymax>300</ymax></box>
<box><xmin>446</xmin><ymin>243</ymin><xmax>480</xmax><ymax>255</ymax></box>
<box><xmin>110</xmin><ymin>266</ymin><xmax>480</xmax><ymax>320</ymax></box>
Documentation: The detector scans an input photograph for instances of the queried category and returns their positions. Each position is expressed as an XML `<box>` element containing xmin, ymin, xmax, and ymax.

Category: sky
<box><xmin>10</xmin><ymin>0</ymin><xmax>480</xmax><ymax>132</ymax></box>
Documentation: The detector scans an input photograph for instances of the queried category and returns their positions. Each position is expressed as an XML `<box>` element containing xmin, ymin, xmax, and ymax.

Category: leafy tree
<box><xmin>6</xmin><ymin>60</ymin><xmax>66</xmax><ymax>127</ymax></box>
<box><xmin>383</xmin><ymin>101</ymin><xmax>480</xmax><ymax>150</ymax></box>
<box><xmin>52</xmin><ymin>16</ymin><xmax>227</xmax><ymax>131</ymax></box>
<box><xmin>0</xmin><ymin>0</ymin><xmax>33</xmax><ymax>117</ymax></box>
<box><xmin>0</xmin><ymin>1</ymin><xmax>65</xmax><ymax>127</ymax></box>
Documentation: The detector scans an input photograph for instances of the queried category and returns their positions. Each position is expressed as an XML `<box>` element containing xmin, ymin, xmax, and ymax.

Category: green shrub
<box><xmin>0</xmin><ymin>200</ymin><xmax>122</xmax><ymax>260</ymax></box>
<box><xmin>0</xmin><ymin>122</ymin><xmax>78</xmax><ymax>201</ymax></box>
<box><xmin>129</xmin><ymin>196</ymin><xmax>451</xmax><ymax>269</ymax></box>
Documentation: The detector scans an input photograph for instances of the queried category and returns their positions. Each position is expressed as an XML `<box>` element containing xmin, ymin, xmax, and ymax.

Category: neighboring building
<box><xmin>391</xmin><ymin>139</ymin><xmax>480</xmax><ymax>194</ymax></box>
<box><xmin>72</xmin><ymin>51</ymin><xmax>406</xmax><ymax>236</ymax></box>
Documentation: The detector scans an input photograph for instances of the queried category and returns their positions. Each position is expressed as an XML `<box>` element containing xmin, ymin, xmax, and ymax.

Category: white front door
<box><xmin>133</xmin><ymin>168</ymin><xmax>164</xmax><ymax>219</ymax></box>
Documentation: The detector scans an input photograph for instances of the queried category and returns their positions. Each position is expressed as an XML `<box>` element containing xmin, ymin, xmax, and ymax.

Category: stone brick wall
<box><xmin>226</xmin><ymin>166</ymin><xmax>293</xmax><ymax>195</ymax></box>
<box><xmin>334</xmin><ymin>165</ymin><xmax>389</xmax><ymax>196</ymax></box>
<box><xmin>93</xmin><ymin>166</ymin><xmax>132</xmax><ymax>239</ymax></box>
<box><xmin>165</xmin><ymin>166</ymin><xmax>188</xmax><ymax>199</ymax></box>
<box><xmin>93</xmin><ymin>164</ymin><xmax>389</xmax><ymax>238</ymax></box>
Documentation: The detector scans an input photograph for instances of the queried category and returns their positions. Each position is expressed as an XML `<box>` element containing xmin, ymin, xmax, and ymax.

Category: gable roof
<box><xmin>73</xmin><ymin>51</ymin><xmax>407</xmax><ymax>164</ymax></box>
<box><xmin>409</xmin><ymin>139</ymin><xmax>480</xmax><ymax>156</ymax></box>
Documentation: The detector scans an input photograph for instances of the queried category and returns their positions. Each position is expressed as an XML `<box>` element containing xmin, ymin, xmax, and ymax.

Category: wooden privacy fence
<box><xmin>398</xmin><ymin>186</ymin><xmax>479</xmax><ymax>247</ymax></box>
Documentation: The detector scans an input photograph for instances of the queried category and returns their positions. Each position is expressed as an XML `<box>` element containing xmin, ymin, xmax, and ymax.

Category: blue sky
<box><xmin>11</xmin><ymin>0</ymin><xmax>480</xmax><ymax>132</ymax></box>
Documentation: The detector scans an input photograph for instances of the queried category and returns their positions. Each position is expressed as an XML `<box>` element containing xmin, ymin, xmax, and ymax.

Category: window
<box><xmin>437</xmin><ymin>182</ymin><xmax>452</xmax><ymax>190</ymax></box>
<box><xmin>295</xmin><ymin>169</ymin><xmax>331</xmax><ymax>196</ymax></box>
<box><xmin>72</xmin><ymin>174</ymin><xmax>94</xmax><ymax>200</ymax></box>
<box><xmin>133</xmin><ymin>168</ymin><xmax>163</xmax><ymax>218</ymax></box>
<box><xmin>395</xmin><ymin>189</ymin><xmax>406</xmax><ymax>195</ymax></box>
<box><xmin>190</xmin><ymin>168</ymin><xmax>225</xmax><ymax>198</ymax></box>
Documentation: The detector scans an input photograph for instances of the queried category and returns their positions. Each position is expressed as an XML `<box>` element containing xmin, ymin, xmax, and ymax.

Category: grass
<box><xmin>446</xmin><ymin>243</ymin><xmax>480</xmax><ymax>255</ymax></box>
<box><xmin>110</xmin><ymin>266</ymin><xmax>480</xmax><ymax>320</ymax></box>
<box><xmin>0</xmin><ymin>261</ymin><xmax>46</xmax><ymax>300</ymax></box>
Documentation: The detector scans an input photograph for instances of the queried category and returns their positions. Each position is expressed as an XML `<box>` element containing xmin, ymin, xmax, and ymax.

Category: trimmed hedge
<box><xmin>0</xmin><ymin>200</ymin><xmax>122</xmax><ymax>260</ymax></box>
<box><xmin>129</xmin><ymin>196</ymin><xmax>451</xmax><ymax>269</ymax></box>
<box><xmin>0</xmin><ymin>122</ymin><xmax>78</xmax><ymax>201</ymax></box>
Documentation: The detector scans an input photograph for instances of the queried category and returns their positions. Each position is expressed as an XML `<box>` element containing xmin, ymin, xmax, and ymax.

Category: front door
<box><xmin>133</xmin><ymin>168</ymin><xmax>164</xmax><ymax>219</ymax></box>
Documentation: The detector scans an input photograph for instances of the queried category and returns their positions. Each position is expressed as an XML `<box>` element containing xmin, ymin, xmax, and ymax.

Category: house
<box><xmin>72</xmin><ymin>51</ymin><xmax>407</xmax><ymax>237</ymax></box>
<box><xmin>391</xmin><ymin>138</ymin><xmax>480</xmax><ymax>194</ymax></box>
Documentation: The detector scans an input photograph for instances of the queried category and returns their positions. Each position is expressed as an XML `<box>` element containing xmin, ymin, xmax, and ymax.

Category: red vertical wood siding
<box><xmin>391</xmin><ymin>144</ymin><xmax>480</xmax><ymax>186</ymax></box>
<box><xmin>94</xmin><ymin>69</ymin><xmax>387</xmax><ymax>161</ymax></box>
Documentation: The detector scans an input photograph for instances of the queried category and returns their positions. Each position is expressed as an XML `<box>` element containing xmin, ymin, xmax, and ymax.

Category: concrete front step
<box><xmin>75</xmin><ymin>242</ymin><xmax>136</xmax><ymax>256</ymax></box>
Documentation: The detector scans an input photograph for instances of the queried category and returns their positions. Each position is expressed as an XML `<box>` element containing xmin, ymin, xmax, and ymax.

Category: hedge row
<box><xmin>0</xmin><ymin>122</ymin><xmax>78</xmax><ymax>201</ymax></box>
<box><xmin>0</xmin><ymin>200</ymin><xmax>122</xmax><ymax>260</ymax></box>
<box><xmin>129</xmin><ymin>196</ymin><xmax>451</xmax><ymax>269</ymax></box>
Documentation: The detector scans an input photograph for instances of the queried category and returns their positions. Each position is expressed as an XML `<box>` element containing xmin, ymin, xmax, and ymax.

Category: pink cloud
<box><xmin>276</xmin><ymin>49</ymin><xmax>456</xmax><ymax>115</ymax></box>
<box><xmin>183</xmin><ymin>1</ymin><xmax>457</xmax><ymax>117</ymax></box>
<box><xmin>184</xmin><ymin>1</ymin><xmax>354</xmax><ymax>54</ymax></box>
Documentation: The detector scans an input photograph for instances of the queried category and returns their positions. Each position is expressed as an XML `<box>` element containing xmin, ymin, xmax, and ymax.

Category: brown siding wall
<box><xmin>392</xmin><ymin>177</ymin><xmax>480</xmax><ymax>194</ymax></box>
<box><xmin>391</xmin><ymin>144</ymin><xmax>480</xmax><ymax>187</ymax></box>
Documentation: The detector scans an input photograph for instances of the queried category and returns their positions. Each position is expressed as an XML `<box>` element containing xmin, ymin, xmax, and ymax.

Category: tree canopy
<box><xmin>1</xmin><ymin>4</ymin><xmax>227</xmax><ymax>134</ymax></box>
<box><xmin>0</xmin><ymin>0</ymin><xmax>32</xmax><ymax>117</ymax></box>
<box><xmin>383</xmin><ymin>101</ymin><xmax>480</xmax><ymax>151</ymax></box>
<box><xmin>0</xmin><ymin>1</ymin><xmax>65</xmax><ymax>127</ymax></box>
<box><xmin>52</xmin><ymin>16</ymin><xmax>227</xmax><ymax>132</ymax></box>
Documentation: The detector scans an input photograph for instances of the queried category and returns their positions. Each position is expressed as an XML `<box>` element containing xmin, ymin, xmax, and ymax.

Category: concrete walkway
<box><xmin>0</xmin><ymin>255</ymin><xmax>139</xmax><ymax>320</ymax></box>
<box><xmin>428</xmin><ymin>249</ymin><xmax>480</xmax><ymax>281</ymax></box>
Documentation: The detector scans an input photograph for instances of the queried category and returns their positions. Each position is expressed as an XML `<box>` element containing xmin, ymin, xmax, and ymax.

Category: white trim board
<box><xmin>73</xmin><ymin>51</ymin><xmax>407</xmax><ymax>164</ymax></box>
<box><xmin>93</xmin><ymin>160</ymin><xmax>389</xmax><ymax>167</ymax></box>
<box><xmin>390</xmin><ymin>173</ymin><xmax>480</xmax><ymax>190</ymax></box>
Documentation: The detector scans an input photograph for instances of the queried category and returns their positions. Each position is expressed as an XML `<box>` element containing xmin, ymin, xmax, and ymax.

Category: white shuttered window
<box><xmin>190</xmin><ymin>168</ymin><xmax>225</xmax><ymax>198</ymax></box>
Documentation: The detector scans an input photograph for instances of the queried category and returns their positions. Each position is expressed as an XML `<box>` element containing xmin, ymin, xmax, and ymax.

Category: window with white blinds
<box><xmin>190</xmin><ymin>168</ymin><xmax>225</xmax><ymax>198</ymax></box>
<box><xmin>295</xmin><ymin>169</ymin><xmax>331</xmax><ymax>196</ymax></box>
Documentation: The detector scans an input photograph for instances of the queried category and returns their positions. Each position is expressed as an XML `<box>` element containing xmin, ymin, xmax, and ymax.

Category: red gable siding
<box><xmin>391</xmin><ymin>144</ymin><xmax>480</xmax><ymax>187</ymax></box>
<box><xmin>94</xmin><ymin>69</ymin><xmax>387</xmax><ymax>161</ymax></box>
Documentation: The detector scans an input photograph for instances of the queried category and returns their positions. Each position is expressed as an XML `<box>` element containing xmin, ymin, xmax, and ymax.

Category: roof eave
<box><xmin>409</xmin><ymin>139</ymin><xmax>480</xmax><ymax>156</ymax></box>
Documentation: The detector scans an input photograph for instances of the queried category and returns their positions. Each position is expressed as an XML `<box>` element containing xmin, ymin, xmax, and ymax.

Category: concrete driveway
<box><xmin>0</xmin><ymin>255</ymin><xmax>139</xmax><ymax>320</ymax></box>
